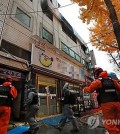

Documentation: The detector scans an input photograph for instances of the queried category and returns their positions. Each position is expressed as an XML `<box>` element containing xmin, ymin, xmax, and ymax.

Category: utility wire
<box><xmin>1</xmin><ymin>1</ymin><xmax>117</xmax><ymax>52</ymax></box>
<box><xmin>2</xmin><ymin>48</ymin><xmax>29</xmax><ymax>69</ymax></box>
<box><xmin>0</xmin><ymin>3</ymin><xmax>74</xmax><ymax>15</ymax></box>
<box><xmin>0</xmin><ymin>18</ymin><xmax>92</xmax><ymax>51</ymax></box>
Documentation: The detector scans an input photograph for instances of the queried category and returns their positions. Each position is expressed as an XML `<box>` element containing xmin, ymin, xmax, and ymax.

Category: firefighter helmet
<box><xmin>108</xmin><ymin>72</ymin><xmax>117</xmax><ymax>79</ymax></box>
<box><xmin>94</xmin><ymin>67</ymin><xmax>103</xmax><ymax>79</ymax></box>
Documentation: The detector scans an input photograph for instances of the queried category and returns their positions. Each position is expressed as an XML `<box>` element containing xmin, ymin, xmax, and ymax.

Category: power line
<box><xmin>0</xmin><ymin>17</ymin><xmax>105</xmax><ymax>53</ymax></box>
<box><xmin>0</xmin><ymin>3</ymin><xmax>75</xmax><ymax>15</ymax></box>
<box><xmin>0</xmin><ymin>1</ymin><xmax>89</xmax><ymax>69</ymax></box>
<box><xmin>0</xmin><ymin>0</ymin><xmax>108</xmax><ymax>52</ymax></box>
<box><xmin>0</xmin><ymin>0</ymin><xmax>85</xmax><ymax>50</ymax></box>
<box><xmin>0</xmin><ymin>1</ymin><xmax>93</xmax><ymax>52</ymax></box>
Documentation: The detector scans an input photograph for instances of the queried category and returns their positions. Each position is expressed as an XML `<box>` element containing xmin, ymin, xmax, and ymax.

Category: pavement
<box><xmin>8</xmin><ymin>108</ymin><xmax>106</xmax><ymax>134</ymax></box>
<box><xmin>80</xmin><ymin>107</ymin><xmax>104</xmax><ymax>128</ymax></box>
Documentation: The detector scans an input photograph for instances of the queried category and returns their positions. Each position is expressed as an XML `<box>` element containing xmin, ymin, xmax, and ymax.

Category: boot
<box><xmin>71</xmin><ymin>118</ymin><xmax>79</xmax><ymax>132</ymax></box>
<box><xmin>55</xmin><ymin>118</ymin><xmax>66</xmax><ymax>131</ymax></box>
<box><xmin>23</xmin><ymin>125</ymin><xmax>39</xmax><ymax>134</ymax></box>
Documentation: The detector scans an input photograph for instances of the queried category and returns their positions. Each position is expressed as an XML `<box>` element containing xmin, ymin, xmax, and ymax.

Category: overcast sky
<box><xmin>57</xmin><ymin>0</ymin><xmax>120</xmax><ymax>78</ymax></box>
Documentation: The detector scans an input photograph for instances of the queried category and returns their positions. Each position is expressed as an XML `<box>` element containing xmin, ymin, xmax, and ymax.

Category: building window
<box><xmin>43</xmin><ymin>8</ymin><xmax>53</xmax><ymax>21</ymax></box>
<box><xmin>11</xmin><ymin>2</ymin><xmax>33</xmax><ymax>30</ymax></box>
<box><xmin>15</xmin><ymin>7</ymin><xmax>31</xmax><ymax>28</ymax></box>
<box><xmin>69</xmin><ymin>49</ymin><xmax>75</xmax><ymax>58</ymax></box>
<box><xmin>82</xmin><ymin>58</ymin><xmax>86</xmax><ymax>66</ymax></box>
<box><xmin>75</xmin><ymin>53</ymin><xmax>81</xmax><ymax>62</ymax></box>
<box><xmin>61</xmin><ymin>42</ymin><xmax>69</xmax><ymax>54</ymax></box>
<box><xmin>61</xmin><ymin>42</ymin><xmax>82</xmax><ymax>63</ymax></box>
<box><xmin>42</xmin><ymin>28</ymin><xmax>53</xmax><ymax>44</ymax></box>
<box><xmin>0</xmin><ymin>40</ymin><xmax>31</xmax><ymax>61</ymax></box>
<box><xmin>87</xmin><ymin>62</ymin><xmax>92</xmax><ymax>70</ymax></box>
<box><xmin>85</xmin><ymin>47</ymin><xmax>90</xmax><ymax>55</ymax></box>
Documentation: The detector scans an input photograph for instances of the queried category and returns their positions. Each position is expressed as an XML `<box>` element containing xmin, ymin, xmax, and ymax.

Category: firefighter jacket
<box><xmin>0</xmin><ymin>82</ymin><xmax>17</xmax><ymax>106</ymax></box>
<box><xmin>83</xmin><ymin>71</ymin><xmax>120</xmax><ymax>103</ymax></box>
<box><xmin>97</xmin><ymin>78</ymin><xmax>119</xmax><ymax>103</ymax></box>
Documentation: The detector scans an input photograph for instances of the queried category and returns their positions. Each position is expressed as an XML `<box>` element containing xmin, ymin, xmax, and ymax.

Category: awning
<box><xmin>31</xmin><ymin>65</ymin><xmax>85</xmax><ymax>86</ymax></box>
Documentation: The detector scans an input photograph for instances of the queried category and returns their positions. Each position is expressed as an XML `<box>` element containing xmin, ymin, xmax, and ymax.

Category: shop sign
<box><xmin>31</xmin><ymin>44</ymin><xmax>80</xmax><ymax>79</ymax></box>
<box><xmin>0</xmin><ymin>68</ymin><xmax>23</xmax><ymax>78</ymax></box>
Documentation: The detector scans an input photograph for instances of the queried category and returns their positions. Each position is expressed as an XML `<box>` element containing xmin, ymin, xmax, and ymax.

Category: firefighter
<box><xmin>23</xmin><ymin>85</ymin><xmax>39</xmax><ymax>134</ymax></box>
<box><xmin>0</xmin><ymin>76</ymin><xmax>18</xmax><ymax>134</ymax></box>
<box><xmin>55</xmin><ymin>83</ymin><xmax>79</xmax><ymax>132</ymax></box>
<box><xmin>83</xmin><ymin>68</ymin><xmax>120</xmax><ymax>134</ymax></box>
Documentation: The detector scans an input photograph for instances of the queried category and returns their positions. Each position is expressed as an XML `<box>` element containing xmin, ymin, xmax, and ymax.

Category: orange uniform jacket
<box><xmin>83</xmin><ymin>72</ymin><xmax>120</xmax><ymax>134</ymax></box>
<box><xmin>0</xmin><ymin>82</ymin><xmax>17</xmax><ymax>134</ymax></box>
<box><xmin>84</xmin><ymin>78</ymin><xmax>120</xmax><ymax>94</ymax></box>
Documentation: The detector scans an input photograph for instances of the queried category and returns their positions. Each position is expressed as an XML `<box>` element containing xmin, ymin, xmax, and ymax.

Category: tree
<box><xmin>108</xmin><ymin>52</ymin><xmax>120</xmax><ymax>69</ymax></box>
<box><xmin>71</xmin><ymin>0</ymin><xmax>120</xmax><ymax>52</ymax></box>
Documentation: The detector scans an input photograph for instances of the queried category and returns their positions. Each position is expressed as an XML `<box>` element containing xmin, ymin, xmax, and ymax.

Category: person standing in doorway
<box><xmin>23</xmin><ymin>85</ymin><xmax>39</xmax><ymax>134</ymax></box>
<box><xmin>55</xmin><ymin>82</ymin><xmax>79</xmax><ymax>132</ymax></box>
<box><xmin>0</xmin><ymin>76</ymin><xmax>18</xmax><ymax>134</ymax></box>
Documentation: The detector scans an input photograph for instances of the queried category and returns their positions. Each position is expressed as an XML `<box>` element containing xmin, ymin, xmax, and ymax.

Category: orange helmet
<box><xmin>6</xmin><ymin>76</ymin><xmax>13</xmax><ymax>82</ymax></box>
<box><xmin>99</xmin><ymin>71</ymin><xmax>108</xmax><ymax>78</ymax></box>
<box><xmin>94</xmin><ymin>67</ymin><xmax>103</xmax><ymax>79</ymax></box>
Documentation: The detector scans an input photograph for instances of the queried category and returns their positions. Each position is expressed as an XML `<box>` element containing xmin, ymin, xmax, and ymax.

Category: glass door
<box><xmin>36</xmin><ymin>74</ymin><xmax>58</xmax><ymax>117</ymax></box>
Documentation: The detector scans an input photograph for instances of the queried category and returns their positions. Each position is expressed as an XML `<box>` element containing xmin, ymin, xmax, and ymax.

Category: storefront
<box><xmin>0</xmin><ymin>51</ymin><xmax>29</xmax><ymax>120</ymax></box>
<box><xmin>0</xmin><ymin>66</ymin><xmax>27</xmax><ymax>119</ymax></box>
<box><xmin>31</xmin><ymin>65</ymin><xmax>85</xmax><ymax>117</ymax></box>
<box><xmin>36</xmin><ymin>74</ymin><xmax>59</xmax><ymax>117</ymax></box>
<box><xmin>31</xmin><ymin>43</ymin><xmax>85</xmax><ymax>117</ymax></box>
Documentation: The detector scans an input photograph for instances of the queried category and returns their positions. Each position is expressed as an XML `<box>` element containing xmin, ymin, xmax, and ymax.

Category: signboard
<box><xmin>31</xmin><ymin>43</ymin><xmax>81</xmax><ymax>80</ymax></box>
<box><xmin>0</xmin><ymin>68</ymin><xmax>24</xmax><ymax>79</ymax></box>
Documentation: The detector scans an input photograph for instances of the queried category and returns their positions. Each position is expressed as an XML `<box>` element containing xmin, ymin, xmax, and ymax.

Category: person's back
<box><xmin>0</xmin><ymin>76</ymin><xmax>17</xmax><ymax>134</ymax></box>
<box><xmin>83</xmin><ymin>69</ymin><xmax>120</xmax><ymax>134</ymax></box>
<box><xmin>97</xmin><ymin>77</ymin><xmax>119</xmax><ymax>103</ymax></box>
<box><xmin>56</xmin><ymin>83</ymin><xmax>79</xmax><ymax>132</ymax></box>
<box><xmin>23</xmin><ymin>85</ymin><xmax>39</xmax><ymax>134</ymax></box>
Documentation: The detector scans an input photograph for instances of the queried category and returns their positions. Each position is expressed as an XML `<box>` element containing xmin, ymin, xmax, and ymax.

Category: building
<box><xmin>0</xmin><ymin>0</ymin><xmax>95</xmax><ymax>119</ymax></box>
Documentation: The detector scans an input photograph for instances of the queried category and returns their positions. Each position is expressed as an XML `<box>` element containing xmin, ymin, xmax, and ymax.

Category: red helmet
<box><xmin>6</xmin><ymin>76</ymin><xmax>13</xmax><ymax>82</ymax></box>
<box><xmin>94</xmin><ymin>67</ymin><xmax>103</xmax><ymax>79</ymax></box>
<box><xmin>99</xmin><ymin>71</ymin><xmax>108</xmax><ymax>78</ymax></box>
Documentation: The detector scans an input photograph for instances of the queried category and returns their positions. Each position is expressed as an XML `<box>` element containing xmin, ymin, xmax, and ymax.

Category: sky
<box><xmin>57</xmin><ymin>0</ymin><xmax>120</xmax><ymax>78</ymax></box>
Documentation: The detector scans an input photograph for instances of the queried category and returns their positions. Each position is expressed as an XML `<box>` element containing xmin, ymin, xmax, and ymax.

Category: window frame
<box><xmin>75</xmin><ymin>53</ymin><xmax>81</xmax><ymax>62</ymax></box>
<box><xmin>82</xmin><ymin>58</ymin><xmax>86</xmax><ymax>66</ymax></box>
<box><xmin>42</xmin><ymin>28</ymin><xmax>53</xmax><ymax>44</ymax></box>
<box><xmin>61</xmin><ymin>42</ymin><xmax>69</xmax><ymax>54</ymax></box>
<box><xmin>69</xmin><ymin>48</ymin><xmax>75</xmax><ymax>58</ymax></box>
<box><xmin>11</xmin><ymin>2</ymin><xmax>33</xmax><ymax>31</ymax></box>
<box><xmin>0</xmin><ymin>40</ymin><xmax>31</xmax><ymax>61</ymax></box>
<box><xmin>61</xmin><ymin>42</ymin><xmax>82</xmax><ymax>63</ymax></box>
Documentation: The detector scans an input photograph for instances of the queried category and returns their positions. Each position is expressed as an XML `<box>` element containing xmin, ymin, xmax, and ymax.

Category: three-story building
<box><xmin>0</xmin><ymin>0</ymin><xmax>95</xmax><ymax>119</ymax></box>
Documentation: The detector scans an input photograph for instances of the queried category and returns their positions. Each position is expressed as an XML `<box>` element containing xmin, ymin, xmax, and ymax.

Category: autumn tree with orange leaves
<box><xmin>71</xmin><ymin>0</ymin><xmax>120</xmax><ymax>52</ymax></box>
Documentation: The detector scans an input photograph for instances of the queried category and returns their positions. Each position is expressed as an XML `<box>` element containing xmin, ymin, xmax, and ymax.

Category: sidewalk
<box><xmin>79</xmin><ymin>108</ymin><xmax>104</xmax><ymax>128</ymax></box>
<box><xmin>8</xmin><ymin>108</ymin><xmax>105</xmax><ymax>134</ymax></box>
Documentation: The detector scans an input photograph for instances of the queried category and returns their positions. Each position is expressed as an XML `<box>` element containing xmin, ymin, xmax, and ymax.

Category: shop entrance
<box><xmin>0</xmin><ymin>75</ymin><xmax>24</xmax><ymax>120</ymax></box>
<box><xmin>36</xmin><ymin>74</ymin><xmax>59</xmax><ymax>117</ymax></box>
